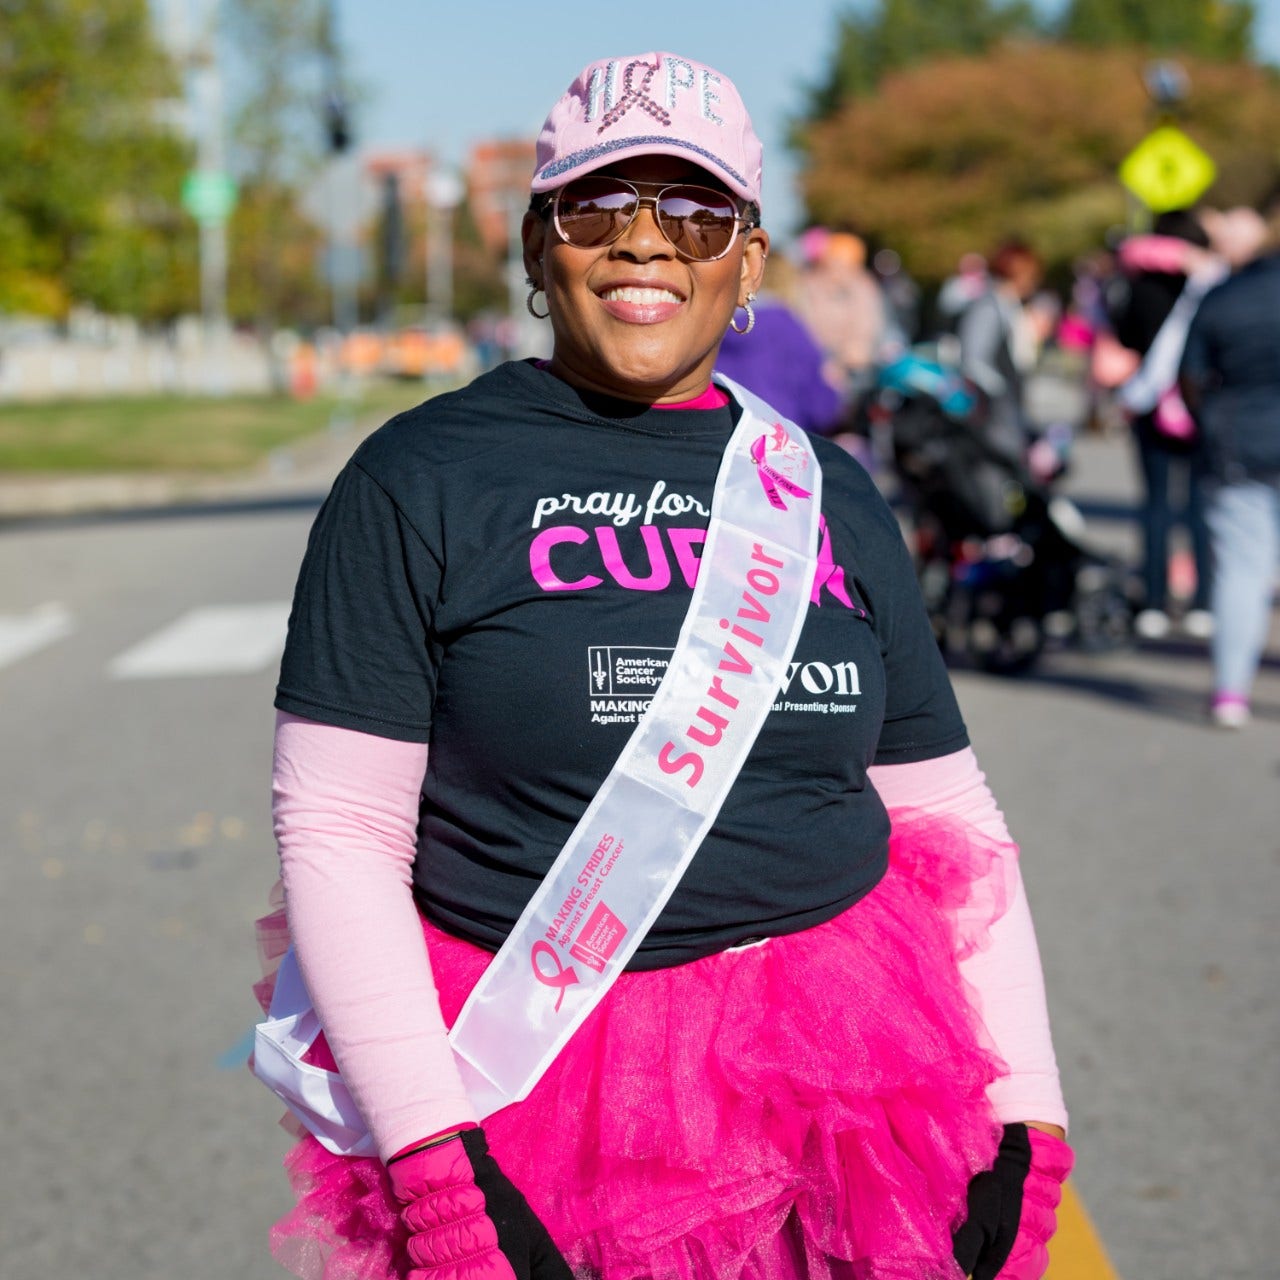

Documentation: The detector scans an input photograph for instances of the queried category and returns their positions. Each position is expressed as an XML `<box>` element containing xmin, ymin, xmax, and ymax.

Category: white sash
<box><xmin>253</xmin><ymin>376</ymin><xmax>822</xmax><ymax>1149</ymax></box>
<box><xmin>1118</xmin><ymin>262</ymin><xmax>1227</xmax><ymax>415</ymax></box>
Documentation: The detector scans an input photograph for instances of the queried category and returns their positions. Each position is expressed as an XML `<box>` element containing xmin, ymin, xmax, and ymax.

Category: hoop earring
<box><xmin>526</xmin><ymin>283</ymin><xmax>549</xmax><ymax>320</ymax></box>
<box><xmin>730</xmin><ymin>293</ymin><xmax>756</xmax><ymax>335</ymax></box>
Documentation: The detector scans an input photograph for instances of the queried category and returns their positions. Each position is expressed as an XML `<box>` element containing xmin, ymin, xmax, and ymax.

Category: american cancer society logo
<box><xmin>588</xmin><ymin>646</ymin><xmax>670</xmax><ymax>695</ymax></box>
<box><xmin>568</xmin><ymin>901</ymin><xmax>628</xmax><ymax>974</ymax></box>
<box><xmin>588</xmin><ymin>646</ymin><xmax>670</xmax><ymax>725</ymax></box>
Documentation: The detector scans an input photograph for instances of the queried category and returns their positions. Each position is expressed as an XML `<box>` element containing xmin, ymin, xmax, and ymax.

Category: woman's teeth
<box><xmin>600</xmin><ymin>286</ymin><xmax>681</xmax><ymax>304</ymax></box>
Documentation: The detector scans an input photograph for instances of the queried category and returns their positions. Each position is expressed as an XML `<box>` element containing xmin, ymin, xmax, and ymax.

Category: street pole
<box><xmin>190</xmin><ymin>0</ymin><xmax>230</xmax><ymax>391</ymax></box>
<box><xmin>424</xmin><ymin>170</ymin><xmax>462</xmax><ymax>326</ymax></box>
<box><xmin>317</xmin><ymin>0</ymin><xmax>360</xmax><ymax>432</ymax></box>
<box><xmin>162</xmin><ymin>0</ymin><xmax>236</xmax><ymax>391</ymax></box>
<box><xmin>319</xmin><ymin>0</ymin><xmax>357</xmax><ymax>335</ymax></box>
<box><xmin>326</xmin><ymin>157</ymin><xmax>358</xmax><ymax>334</ymax></box>
<box><xmin>425</xmin><ymin>201</ymin><xmax>452</xmax><ymax>324</ymax></box>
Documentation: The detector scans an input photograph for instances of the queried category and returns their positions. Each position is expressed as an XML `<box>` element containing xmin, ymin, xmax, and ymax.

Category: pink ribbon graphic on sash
<box><xmin>531</xmin><ymin>941</ymin><xmax>580</xmax><ymax>1012</ymax></box>
<box><xmin>598</xmin><ymin>60</ymin><xmax>672</xmax><ymax>132</ymax></box>
<box><xmin>751</xmin><ymin>426</ymin><xmax>813</xmax><ymax>512</ymax></box>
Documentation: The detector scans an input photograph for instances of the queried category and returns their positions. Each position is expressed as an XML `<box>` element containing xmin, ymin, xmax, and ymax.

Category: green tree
<box><xmin>385</xmin><ymin>196</ymin><xmax>507</xmax><ymax>325</ymax></box>
<box><xmin>0</xmin><ymin>0</ymin><xmax>195</xmax><ymax>319</ymax></box>
<box><xmin>1059</xmin><ymin>0</ymin><xmax>1255</xmax><ymax>59</ymax></box>
<box><xmin>800</xmin><ymin>43</ymin><xmax>1280</xmax><ymax>283</ymax></box>
<box><xmin>803</xmin><ymin>0</ymin><xmax>1040</xmax><ymax>119</ymax></box>
<box><xmin>448</xmin><ymin>199</ymin><xmax>509</xmax><ymax>324</ymax></box>
<box><xmin>223</xmin><ymin>0</ymin><xmax>354</xmax><ymax>334</ymax></box>
<box><xmin>226</xmin><ymin>182</ymin><xmax>327</xmax><ymax>328</ymax></box>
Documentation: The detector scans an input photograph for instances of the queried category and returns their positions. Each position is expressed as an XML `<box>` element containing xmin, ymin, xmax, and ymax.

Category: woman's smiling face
<box><xmin>523</xmin><ymin>155</ymin><xmax>768</xmax><ymax>404</ymax></box>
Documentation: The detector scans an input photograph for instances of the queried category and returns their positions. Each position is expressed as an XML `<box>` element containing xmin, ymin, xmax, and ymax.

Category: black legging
<box><xmin>1132</xmin><ymin>413</ymin><xmax>1212</xmax><ymax>611</ymax></box>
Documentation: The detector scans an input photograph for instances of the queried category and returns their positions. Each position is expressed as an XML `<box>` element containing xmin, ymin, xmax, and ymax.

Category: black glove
<box><xmin>951</xmin><ymin>1122</ymin><xmax>1033</xmax><ymax>1280</ymax></box>
<box><xmin>388</xmin><ymin>1126</ymin><xmax>573</xmax><ymax>1280</ymax></box>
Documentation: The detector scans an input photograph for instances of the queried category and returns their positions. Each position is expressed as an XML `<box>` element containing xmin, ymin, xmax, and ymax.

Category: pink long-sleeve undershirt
<box><xmin>273</xmin><ymin>713</ymin><xmax>1066</xmax><ymax>1161</ymax></box>
<box><xmin>273</xmin><ymin>712</ymin><xmax>477</xmax><ymax>1160</ymax></box>
<box><xmin>868</xmin><ymin>751</ymin><xmax>1067</xmax><ymax>1131</ymax></box>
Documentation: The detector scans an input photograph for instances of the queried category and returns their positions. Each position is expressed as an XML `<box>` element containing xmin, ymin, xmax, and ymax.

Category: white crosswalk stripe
<box><xmin>108</xmin><ymin>603</ymin><xmax>291</xmax><ymax>679</ymax></box>
<box><xmin>0</xmin><ymin>603</ymin><xmax>74</xmax><ymax>671</ymax></box>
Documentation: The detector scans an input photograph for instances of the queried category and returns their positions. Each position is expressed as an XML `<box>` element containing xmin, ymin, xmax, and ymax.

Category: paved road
<box><xmin>0</xmin><ymin>422</ymin><xmax>1276</xmax><ymax>1280</ymax></box>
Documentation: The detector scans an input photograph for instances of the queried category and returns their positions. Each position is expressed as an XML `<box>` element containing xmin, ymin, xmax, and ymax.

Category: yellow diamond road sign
<box><xmin>1119</xmin><ymin>125</ymin><xmax>1216</xmax><ymax>213</ymax></box>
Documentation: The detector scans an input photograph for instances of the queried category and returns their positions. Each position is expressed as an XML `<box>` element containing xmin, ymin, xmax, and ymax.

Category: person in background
<box><xmin>871</xmin><ymin>245</ymin><xmax>920</xmax><ymax>349</ymax></box>
<box><xmin>1065</xmin><ymin>246</ymin><xmax>1136</xmax><ymax>437</ymax></box>
<box><xmin>795</xmin><ymin>226</ymin><xmax>893</xmax><ymax>402</ymax></box>
<box><xmin>253</xmin><ymin>50</ymin><xmax>1072</xmax><ymax>1280</ymax></box>
<box><xmin>1180</xmin><ymin>200</ymin><xmax>1280</xmax><ymax>728</ymax></box>
<box><xmin>1110</xmin><ymin>209</ymin><xmax>1216</xmax><ymax>641</ymax></box>
<box><xmin>936</xmin><ymin>251</ymin><xmax>990</xmax><ymax>333</ymax></box>
<box><xmin>955</xmin><ymin>238</ymin><xmax>1045</xmax><ymax>472</ymax></box>
<box><xmin>715</xmin><ymin>252</ymin><xmax>845</xmax><ymax>436</ymax></box>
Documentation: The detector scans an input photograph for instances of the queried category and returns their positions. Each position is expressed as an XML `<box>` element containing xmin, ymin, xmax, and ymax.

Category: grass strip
<box><xmin>0</xmin><ymin>378</ymin><xmax>433</xmax><ymax>474</ymax></box>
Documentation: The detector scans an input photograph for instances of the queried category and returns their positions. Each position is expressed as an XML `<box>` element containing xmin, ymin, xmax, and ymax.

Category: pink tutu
<box><xmin>255</xmin><ymin>812</ymin><xmax>1011</xmax><ymax>1280</ymax></box>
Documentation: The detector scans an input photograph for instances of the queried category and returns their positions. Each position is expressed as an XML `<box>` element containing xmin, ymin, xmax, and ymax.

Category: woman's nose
<box><xmin>611</xmin><ymin>199</ymin><xmax>674</xmax><ymax>260</ymax></box>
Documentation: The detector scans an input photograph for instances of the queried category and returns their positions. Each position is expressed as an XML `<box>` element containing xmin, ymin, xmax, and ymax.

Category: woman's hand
<box><xmin>951</xmin><ymin>1122</ymin><xmax>1074</xmax><ymax>1279</ymax></box>
<box><xmin>388</xmin><ymin>1127</ymin><xmax>572</xmax><ymax>1280</ymax></box>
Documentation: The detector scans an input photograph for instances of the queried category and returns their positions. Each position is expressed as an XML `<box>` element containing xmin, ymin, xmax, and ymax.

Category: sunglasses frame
<box><xmin>540</xmin><ymin>177</ymin><xmax>759</xmax><ymax>263</ymax></box>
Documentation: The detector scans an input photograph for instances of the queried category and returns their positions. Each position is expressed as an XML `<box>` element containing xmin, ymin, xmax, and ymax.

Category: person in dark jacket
<box><xmin>1180</xmin><ymin>202</ymin><xmax>1280</xmax><ymax>727</ymax></box>
<box><xmin>1111</xmin><ymin>208</ymin><xmax>1216</xmax><ymax>640</ymax></box>
<box><xmin>956</xmin><ymin>239</ymin><xmax>1043</xmax><ymax>472</ymax></box>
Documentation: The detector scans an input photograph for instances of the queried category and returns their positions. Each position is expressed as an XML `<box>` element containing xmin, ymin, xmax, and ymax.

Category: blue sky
<box><xmin>330</xmin><ymin>0</ymin><xmax>1280</xmax><ymax>240</ymax></box>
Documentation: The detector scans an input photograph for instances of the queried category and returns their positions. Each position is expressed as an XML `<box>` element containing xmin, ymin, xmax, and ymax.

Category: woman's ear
<box><xmin>740</xmin><ymin>227</ymin><xmax>770</xmax><ymax>303</ymax></box>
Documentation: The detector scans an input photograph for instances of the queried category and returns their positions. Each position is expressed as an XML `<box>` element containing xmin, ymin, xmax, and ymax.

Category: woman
<box><xmin>714</xmin><ymin>252</ymin><xmax>845</xmax><ymax>437</ymax></box>
<box><xmin>793</xmin><ymin>228</ymin><xmax>894</xmax><ymax>403</ymax></box>
<box><xmin>1110</xmin><ymin>210</ymin><xmax>1216</xmax><ymax>640</ymax></box>
<box><xmin>955</xmin><ymin>239</ymin><xmax>1044</xmax><ymax>477</ymax></box>
<box><xmin>1180</xmin><ymin>200</ymin><xmax>1280</xmax><ymax>728</ymax></box>
<box><xmin>255</xmin><ymin>52</ymin><xmax>1071</xmax><ymax>1280</ymax></box>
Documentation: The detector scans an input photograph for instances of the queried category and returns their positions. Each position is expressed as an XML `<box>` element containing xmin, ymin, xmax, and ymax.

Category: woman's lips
<box><xmin>596</xmin><ymin>284</ymin><xmax>684</xmax><ymax>325</ymax></box>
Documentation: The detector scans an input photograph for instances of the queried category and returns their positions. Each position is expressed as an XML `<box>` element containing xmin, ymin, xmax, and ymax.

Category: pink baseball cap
<box><xmin>531</xmin><ymin>52</ymin><xmax>763</xmax><ymax>208</ymax></box>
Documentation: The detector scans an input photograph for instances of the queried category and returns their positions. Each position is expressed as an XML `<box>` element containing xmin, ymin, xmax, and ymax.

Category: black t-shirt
<box><xmin>277</xmin><ymin>360</ymin><xmax>968</xmax><ymax>967</ymax></box>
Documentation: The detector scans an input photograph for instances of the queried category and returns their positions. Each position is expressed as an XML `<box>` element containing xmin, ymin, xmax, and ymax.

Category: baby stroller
<box><xmin>862</xmin><ymin>348</ymin><xmax>1131</xmax><ymax>674</ymax></box>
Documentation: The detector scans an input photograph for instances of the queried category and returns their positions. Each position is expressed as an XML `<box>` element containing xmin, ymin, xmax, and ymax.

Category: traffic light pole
<box><xmin>320</xmin><ymin>0</ymin><xmax>358</xmax><ymax>335</ymax></box>
<box><xmin>190</xmin><ymin>0</ymin><xmax>230</xmax><ymax>392</ymax></box>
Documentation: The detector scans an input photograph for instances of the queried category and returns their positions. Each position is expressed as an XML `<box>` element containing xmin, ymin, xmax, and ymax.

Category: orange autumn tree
<box><xmin>799</xmin><ymin>42</ymin><xmax>1280</xmax><ymax>284</ymax></box>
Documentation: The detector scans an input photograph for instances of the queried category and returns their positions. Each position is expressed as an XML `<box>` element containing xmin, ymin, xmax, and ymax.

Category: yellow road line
<box><xmin>1046</xmin><ymin>1183</ymin><xmax>1122</xmax><ymax>1279</ymax></box>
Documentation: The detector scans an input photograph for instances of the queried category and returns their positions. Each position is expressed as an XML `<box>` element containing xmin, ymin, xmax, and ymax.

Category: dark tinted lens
<box><xmin>555</xmin><ymin>178</ymin><xmax>638</xmax><ymax>247</ymax></box>
<box><xmin>656</xmin><ymin>186</ymin><xmax>738</xmax><ymax>260</ymax></box>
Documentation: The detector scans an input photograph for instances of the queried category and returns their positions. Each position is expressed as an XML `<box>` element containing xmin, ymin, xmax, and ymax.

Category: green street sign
<box><xmin>1119</xmin><ymin>126</ymin><xmax>1216</xmax><ymax>213</ymax></box>
<box><xmin>181</xmin><ymin>171</ymin><xmax>238</xmax><ymax>224</ymax></box>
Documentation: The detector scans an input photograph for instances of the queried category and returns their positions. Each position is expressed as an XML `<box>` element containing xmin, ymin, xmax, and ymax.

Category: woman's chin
<box><xmin>596</xmin><ymin>343</ymin><xmax>713</xmax><ymax>399</ymax></box>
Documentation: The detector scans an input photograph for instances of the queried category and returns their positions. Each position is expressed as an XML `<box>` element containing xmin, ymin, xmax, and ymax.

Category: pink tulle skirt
<box><xmin>255</xmin><ymin>812</ymin><xmax>1011</xmax><ymax>1280</ymax></box>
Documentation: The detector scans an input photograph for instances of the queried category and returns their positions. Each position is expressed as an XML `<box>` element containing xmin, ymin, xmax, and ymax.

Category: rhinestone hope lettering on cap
<box><xmin>585</xmin><ymin>61</ymin><xmax>620</xmax><ymax>122</ymax></box>
<box><xmin>532</xmin><ymin>50</ymin><xmax>762</xmax><ymax>207</ymax></box>
<box><xmin>701</xmin><ymin>69</ymin><xmax>724</xmax><ymax>126</ymax></box>
<box><xmin>665</xmin><ymin>57</ymin><xmax>694</xmax><ymax>108</ymax></box>
<box><xmin>598</xmin><ymin>59</ymin><xmax>671</xmax><ymax>133</ymax></box>
<box><xmin>584</xmin><ymin>56</ymin><xmax>726</xmax><ymax>132</ymax></box>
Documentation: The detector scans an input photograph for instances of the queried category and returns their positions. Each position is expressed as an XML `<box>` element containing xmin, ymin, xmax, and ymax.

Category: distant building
<box><xmin>363</xmin><ymin>150</ymin><xmax>433</xmax><ymax>206</ymax></box>
<box><xmin>466</xmin><ymin>139</ymin><xmax>536</xmax><ymax>256</ymax></box>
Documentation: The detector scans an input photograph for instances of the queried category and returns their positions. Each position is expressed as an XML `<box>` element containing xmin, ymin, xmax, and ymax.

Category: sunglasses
<box><xmin>542</xmin><ymin>176</ymin><xmax>757</xmax><ymax>262</ymax></box>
